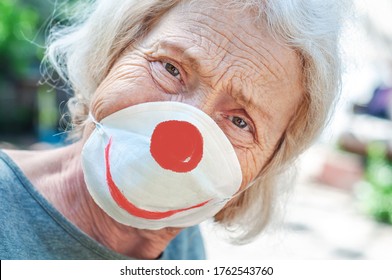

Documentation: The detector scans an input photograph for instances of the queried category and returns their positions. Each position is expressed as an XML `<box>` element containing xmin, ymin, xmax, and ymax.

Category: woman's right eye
<box><xmin>150</xmin><ymin>60</ymin><xmax>185</xmax><ymax>94</ymax></box>
<box><xmin>163</xmin><ymin>62</ymin><xmax>181</xmax><ymax>80</ymax></box>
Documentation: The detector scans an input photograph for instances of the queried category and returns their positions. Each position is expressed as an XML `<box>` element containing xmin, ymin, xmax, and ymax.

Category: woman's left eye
<box><xmin>229</xmin><ymin>116</ymin><xmax>249</xmax><ymax>130</ymax></box>
<box><xmin>163</xmin><ymin>62</ymin><xmax>181</xmax><ymax>80</ymax></box>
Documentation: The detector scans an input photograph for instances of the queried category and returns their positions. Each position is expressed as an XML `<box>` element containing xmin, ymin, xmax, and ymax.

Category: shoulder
<box><xmin>0</xmin><ymin>150</ymin><xmax>36</xmax><ymax>258</ymax></box>
<box><xmin>0</xmin><ymin>149</ymin><xmax>37</xmax><ymax>196</ymax></box>
<box><xmin>0</xmin><ymin>149</ymin><xmax>37</xmax><ymax>223</ymax></box>
<box><xmin>0</xmin><ymin>150</ymin><xmax>23</xmax><ymax>190</ymax></box>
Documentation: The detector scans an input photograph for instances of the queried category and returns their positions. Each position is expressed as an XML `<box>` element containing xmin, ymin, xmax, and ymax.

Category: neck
<box><xmin>5</xmin><ymin>141</ymin><xmax>180</xmax><ymax>259</ymax></box>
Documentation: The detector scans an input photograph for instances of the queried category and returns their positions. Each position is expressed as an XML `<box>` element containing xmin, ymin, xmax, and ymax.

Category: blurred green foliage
<box><xmin>360</xmin><ymin>142</ymin><xmax>392</xmax><ymax>224</ymax></box>
<box><xmin>0</xmin><ymin>0</ymin><xmax>66</xmax><ymax>141</ymax></box>
<box><xmin>0</xmin><ymin>0</ymin><xmax>42</xmax><ymax>79</ymax></box>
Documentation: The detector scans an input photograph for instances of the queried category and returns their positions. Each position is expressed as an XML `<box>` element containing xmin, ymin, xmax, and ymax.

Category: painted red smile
<box><xmin>104</xmin><ymin>137</ymin><xmax>209</xmax><ymax>220</ymax></box>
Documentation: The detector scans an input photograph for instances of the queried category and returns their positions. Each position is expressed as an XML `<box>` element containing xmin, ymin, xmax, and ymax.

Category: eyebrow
<box><xmin>232</xmin><ymin>88</ymin><xmax>273</xmax><ymax>123</ymax></box>
<box><xmin>158</xmin><ymin>40</ymin><xmax>200</xmax><ymax>71</ymax></box>
<box><xmin>158</xmin><ymin>39</ymin><xmax>273</xmax><ymax>122</ymax></box>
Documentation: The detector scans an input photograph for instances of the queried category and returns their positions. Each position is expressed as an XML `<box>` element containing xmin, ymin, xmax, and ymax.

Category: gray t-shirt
<box><xmin>0</xmin><ymin>150</ymin><xmax>205</xmax><ymax>260</ymax></box>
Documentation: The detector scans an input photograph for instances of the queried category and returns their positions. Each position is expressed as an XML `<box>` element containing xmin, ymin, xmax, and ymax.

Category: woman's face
<box><xmin>89</xmin><ymin>1</ymin><xmax>304</xmax><ymax>189</ymax></box>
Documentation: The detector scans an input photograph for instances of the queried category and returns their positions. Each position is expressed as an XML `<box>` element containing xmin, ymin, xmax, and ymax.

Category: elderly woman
<box><xmin>0</xmin><ymin>0</ymin><xmax>343</xmax><ymax>259</ymax></box>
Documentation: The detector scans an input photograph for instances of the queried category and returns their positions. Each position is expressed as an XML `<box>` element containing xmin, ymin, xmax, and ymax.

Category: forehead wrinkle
<box><xmin>185</xmin><ymin>11</ymin><xmax>287</xmax><ymax>80</ymax></box>
<box><xmin>230</xmin><ymin>75</ymin><xmax>273</xmax><ymax>123</ymax></box>
<box><xmin>185</xmin><ymin>24</ymin><xmax>278</xmax><ymax>101</ymax></box>
<box><xmin>171</xmin><ymin>7</ymin><xmax>287</xmax><ymax>82</ymax></box>
<box><xmin>205</xmin><ymin>56</ymin><xmax>274</xmax><ymax>119</ymax></box>
<box><xmin>186</xmin><ymin>14</ymin><xmax>231</xmax><ymax>47</ymax></box>
<box><xmin>190</xmin><ymin>21</ymin><xmax>261</xmax><ymax>72</ymax></box>
<box><xmin>234</xmin><ymin>36</ymin><xmax>281</xmax><ymax>81</ymax></box>
<box><xmin>186</xmin><ymin>23</ymin><xmax>231</xmax><ymax>65</ymax></box>
<box><xmin>221</xmin><ymin>27</ymin><xmax>284</xmax><ymax>81</ymax></box>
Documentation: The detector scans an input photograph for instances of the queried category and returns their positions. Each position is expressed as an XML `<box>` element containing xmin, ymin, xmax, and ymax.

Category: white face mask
<box><xmin>81</xmin><ymin>101</ymin><xmax>243</xmax><ymax>230</ymax></box>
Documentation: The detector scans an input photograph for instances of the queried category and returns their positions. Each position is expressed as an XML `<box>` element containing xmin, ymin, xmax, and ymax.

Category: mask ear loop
<box><xmin>213</xmin><ymin>179</ymin><xmax>258</xmax><ymax>206</ymax></box>
<box><xmin>88</xmin><ymin>112</ymin><xmax>109</xmax><ymax>139</ymax></box>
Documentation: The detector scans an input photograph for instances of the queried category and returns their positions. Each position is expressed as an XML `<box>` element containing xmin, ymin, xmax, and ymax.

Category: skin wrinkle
<box><xmin>190</xmin><ymin>19</ymin><xmax>281</xmax><ymax>81</ymax></box>
<box><xmin>145</xmin><ymin>34</ymin><xmax>286</xmax><ymax>137</ymax></box>
<box><xmin>147</xmin><ymin>34</ymin><xmax>271</xmax><ymax>115</ymax></box>
<box><xmin>154</xmin><ymin>39</ymin><xmax>202</xmax><ymax>72</ymax></box>
<box><xmin>143</xmin><ymin>40</ymin><xmax>202</xmax><ymax>92</ymax></box>
<box><xmin>225</xmin><ymin>23</ymin><xmax>289</xmax><ymax>78</ymax></box>
<box><xmin>186</xmin><ymin>22</ymin><xmax>231</xmax><ymax>64</ymax></box>
<box><xmin>147</xmin><ymin>38</ymin><xmax>276</xmax><ymax>131</ymax></box>
<box><xmin>186</xmin><ymin>9</ymin><xmax>286</xmax><ymax>78</ymax></box>
<box><xmin>191</xmin><ymin>23</ymin><xmax>258</xmax><ymax>75</ymax></box>
<box><xmin>215</xmin><ymin>71</ymin><xmax>275</xmax><ymax>151</ymax></box>
<box><xmin>93</xmin><ymin>53</ymin><xmax>156</xmax><ymax>118</ymax></box>
<box><xmin>149</xmin><ymin>14</ymin><xmax>230</xmax><ymax>71</ymax></box>
<box><xmin>149</xmin><ymin>61</ymin><xmax>175</xmax><ymax>94</ymax></box>
<box><xmin>145</xmin><ymin>37</ymin><xmax>227</xmax><ymax>108</ymax></box>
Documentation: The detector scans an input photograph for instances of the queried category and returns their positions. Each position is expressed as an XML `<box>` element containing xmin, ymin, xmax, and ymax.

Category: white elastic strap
<box><xmin>214</xmin><ymin>179</ymin><xmax>257</xmax><ymax>205</ymax></box>
<box><xmin>88</xmin><ymin>112</ymin><xmax>107</xmax><ymax>137</ymax></box>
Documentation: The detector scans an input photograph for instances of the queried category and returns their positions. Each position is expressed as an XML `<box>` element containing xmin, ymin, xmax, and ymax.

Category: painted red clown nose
<box><xmin>150</xmin><ymin>120</ymin><xmax>204</xmax><ymax>173</ymax></box>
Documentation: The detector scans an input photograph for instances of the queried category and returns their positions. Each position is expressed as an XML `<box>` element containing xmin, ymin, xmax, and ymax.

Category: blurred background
<box><xmin>1</xmin><ymin>0</ymin><xmax>392</xmax><ymax>259</ymax></box>
<box><xmin>0</xmin><ymin>0</ymin><xmax>72</xmax><ymax>149</ymax></box>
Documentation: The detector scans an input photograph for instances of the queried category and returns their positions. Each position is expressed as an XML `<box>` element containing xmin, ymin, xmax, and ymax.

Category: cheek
<box><xmin>235</xmin><ymin>146</ymin><xmax>265</xmax><ymax>188</ymax></box>
<box><xmin>91</xmin><ymin>59</ymin><xmax>165</xmax><ymax>120</ymax></box>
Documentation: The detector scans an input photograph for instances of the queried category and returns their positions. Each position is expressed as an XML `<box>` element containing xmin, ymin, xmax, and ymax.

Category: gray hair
<box><xmin>44</xmin><ymin>0</ymin><xmax>345</xmax><ymax>243</ymax></box>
